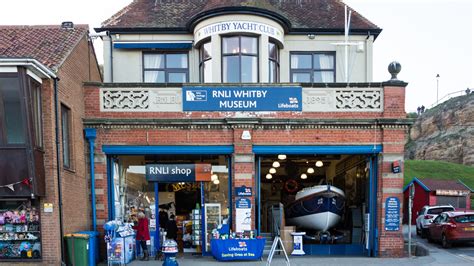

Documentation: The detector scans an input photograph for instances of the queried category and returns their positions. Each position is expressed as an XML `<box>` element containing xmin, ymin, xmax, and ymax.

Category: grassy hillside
<box><xmin>404</xmin><ymin>160</ymin><xmax>474</xmax><ymax>190</ymax></box>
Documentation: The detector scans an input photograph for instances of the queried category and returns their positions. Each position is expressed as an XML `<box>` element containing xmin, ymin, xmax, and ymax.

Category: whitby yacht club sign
<box><xmin>195</xmin><ymin>20</ymin><xmax>284</xmax><ymax>44</ymax></box>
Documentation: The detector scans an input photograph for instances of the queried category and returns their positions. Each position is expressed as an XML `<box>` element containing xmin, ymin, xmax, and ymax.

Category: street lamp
<box><xmin>436</xmin><ymin>74</ymin><xmax>440</xmax><ymax>104</ymax></box>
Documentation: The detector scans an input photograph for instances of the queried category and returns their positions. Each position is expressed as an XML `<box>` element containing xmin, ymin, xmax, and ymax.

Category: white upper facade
<box><xmin>102</xmin><ymin>13</ymin><xmax>375</xmax><ymax>84</ymax></box>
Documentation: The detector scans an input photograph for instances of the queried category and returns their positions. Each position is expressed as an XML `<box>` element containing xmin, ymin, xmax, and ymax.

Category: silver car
<box><xmin>416</xmin><ymin>205</ymin><xmax>455</xmax><ymax>238</ymax></box>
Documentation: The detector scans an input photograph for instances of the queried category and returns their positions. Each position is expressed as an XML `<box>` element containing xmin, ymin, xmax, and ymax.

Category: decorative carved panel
<box><xmin>102</xmin><ymin>90</ymin><xmax>149</xmax><ymax>110</ymax></box>
<box><xmin>336</xmin><ymin>89</ymin><xmax>382</xmax><ymax>110</ymax></box>
<box><xmin>100</xmin><ymin>88</ymin><xmax>182</xmax><ymax>112</ymax></box>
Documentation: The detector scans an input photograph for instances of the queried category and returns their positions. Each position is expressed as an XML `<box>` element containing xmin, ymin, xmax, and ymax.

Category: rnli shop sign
<box><xmin>195</xmin><ymin>20</ymin><xmax>284</xmax><ymax>44</ymax></box>
<box><xmin>146</xmin><ymin>164</ymin><xmax>211</xmax><ymax>183</ymax></box>
<box><xmin>183</xmin><ymin>87</ymin><xmax>302</xmax><ymax>111</ymax></box>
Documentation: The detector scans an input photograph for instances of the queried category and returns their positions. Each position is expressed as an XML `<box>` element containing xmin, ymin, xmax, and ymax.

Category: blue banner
<box><xmin>235</xmin><ymin>186</ymin><xmax>252</xmax><ymax>197</ymax></box>
<box><xmin>211</xmin><ymin>239</ymin><xmax>265</xmax><ymax>261</ymax></box>
<box><xmin>146</xmin><ymin>164</ymin><xmax>195</xmax><ymax>182</ymax></box>
<box><xmin>183</xmin><ymin>86</ymin><xmax>302</xmax><ymax>111</ymax></box>
<box><xmin>385</xmin><ymin>197</ymin><xmax>400</xmax><ymax>231</ymax></box>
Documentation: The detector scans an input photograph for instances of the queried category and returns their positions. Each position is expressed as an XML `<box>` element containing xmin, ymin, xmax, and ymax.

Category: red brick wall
<box><xmin>86</xmin><ymin>84</ymin><xmax>408</xmax><ymax>258</ymax></box>
<box><xmin>39</xmin><ymin>36</ymin><xmax>101</xmax><ymax>264</ymax></box>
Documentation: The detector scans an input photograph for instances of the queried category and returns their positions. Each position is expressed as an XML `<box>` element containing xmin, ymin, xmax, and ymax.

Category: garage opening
<box><xmin>254</xmin><ymin>146</ymin><xmax>380</xmax><ymax>256</ymax></box>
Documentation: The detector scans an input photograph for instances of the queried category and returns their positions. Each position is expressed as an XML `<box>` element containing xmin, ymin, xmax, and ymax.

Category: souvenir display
<box><xmin>104</xmin><ymin>221</ymin><xmax>135</xmax><ymax>264</ymax></box>
<box><xmin>0</xmin><ymin>201</ymin><xmax>41</xmax><ymax>260</ymax></box>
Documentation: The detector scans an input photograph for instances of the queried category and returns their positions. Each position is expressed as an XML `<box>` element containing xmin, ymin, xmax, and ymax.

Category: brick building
<box><xmin>404</xmin><ymin>178</ymin><xmax>472</xmax><ymax>224</ymax></box>
<box><xmin>86</xmin><ymin>0</ymin><xmax>410</xmax><ymax>258</ymax></box>
<box><xmin>0</xmin><ymin>24</ymin><xmax>101</xmax><ymax>264</ymax></box>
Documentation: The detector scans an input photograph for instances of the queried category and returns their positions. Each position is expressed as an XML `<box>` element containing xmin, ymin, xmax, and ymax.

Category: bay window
<box><xmin>222</xmin><ymin>36</ymin><xmax>258</xmax><ymax>83</ymax></box>
<box><xmin>0</xmin><ymin>75</ymin><xmax>25</xmax><ymax>144</ymax></box>
<box><xmin>268</xmin><ymin>41</ymin><xmax>279</xmax><ymax>83</ymax></box>
<box><xmin>290</xmin><ymin>52</ymin><xmax>335</xmax><ymax>83</ymax></box>
<box><xmin>199</xmin><ymin>41</ymin><xmax>212</xmax><ymax>83</ymax></box>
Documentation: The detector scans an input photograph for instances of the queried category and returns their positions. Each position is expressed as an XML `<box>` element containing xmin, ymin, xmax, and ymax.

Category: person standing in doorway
<box><xmin>133</xmin><ymin>212</ymin><xmax>151</xmax><ymax>261</ymax></box>
<box><xmin>166</xmin><ymin>214</ymin><xmax>178</xmax><ymax>241</ymax></box>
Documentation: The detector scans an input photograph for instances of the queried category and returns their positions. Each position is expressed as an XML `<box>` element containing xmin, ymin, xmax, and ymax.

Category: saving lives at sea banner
<box><xmin>182</xmin><ymin>86</ymin><xmax>302</xmax><ymax>111</ymax></box>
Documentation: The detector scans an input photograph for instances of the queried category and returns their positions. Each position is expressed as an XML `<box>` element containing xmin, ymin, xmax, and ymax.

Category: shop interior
<box><xmin>112</xmin><ymin>155</ymin><xmax>230</xmax><ymax>254</ymax></box>
<box><xmin>259</xmin><ymin>154</ymin><xmax>371</xmax><ymax>248</ymax></box>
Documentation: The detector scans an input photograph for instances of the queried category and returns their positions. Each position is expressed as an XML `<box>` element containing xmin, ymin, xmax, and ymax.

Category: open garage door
<box><xmin>254</xmin><ymin>145</ymin><xmax>380</xmax><ymax>257</ymax></box>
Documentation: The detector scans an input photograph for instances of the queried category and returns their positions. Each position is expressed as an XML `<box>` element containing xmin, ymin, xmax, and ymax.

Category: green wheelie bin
<box><xmin>65</xmin><ymin>233</ymin><xmax>90</xmax><ymax>266</ymax></box>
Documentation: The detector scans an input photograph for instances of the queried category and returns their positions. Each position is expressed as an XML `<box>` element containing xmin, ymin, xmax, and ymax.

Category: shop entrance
<box><xmin>254</xmin><ymin>145</ymin><xmax>380</xmax><ymax>257</ymax></box>
<box><xmin>103</xmin><ymin>146</ymin><xmax>233</xmax><ymax>257</ymax></box>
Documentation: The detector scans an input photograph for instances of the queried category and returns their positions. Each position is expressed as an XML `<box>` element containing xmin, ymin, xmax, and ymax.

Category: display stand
<box><xmin>191</xmin><ymin>208</ymin><xmax>201</xmax><ymax>252</ymax></box>
<box><xmin>290</xmin><ymin>232</ymin><xmax>306</xmax><ymax>256</ymax></box>
<box><xmin>204</xmin><ymin>204</ymin><xmax>221</xmax><ymax>253</ymax></box>
<box><xmin>266</xmin><ymin>236</ymin><xmax>290</xmax><ymax>266</ymax></box>
<box><xmin>106</xmin><ymin>234</ymin><xmax>135</xmax><ymax>265</ymax></box>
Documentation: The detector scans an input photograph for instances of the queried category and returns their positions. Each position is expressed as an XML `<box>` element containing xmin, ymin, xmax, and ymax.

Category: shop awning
<box><xmin>113</xmin><ymin>41</ymin><xmax>193</xmax><ymax>49</ymax></box>
<box><xmin>102</xmin><ymin>145</ymin><xmax>234</xmax><ymax>155</ymax></box>
<box><xmin>252</xmin><ymin>145</ymin><xmax>382</xmax><ymax>155</ymax></box>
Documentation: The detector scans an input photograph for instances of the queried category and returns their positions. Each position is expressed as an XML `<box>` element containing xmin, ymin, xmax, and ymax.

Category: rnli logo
<box><xmin>186</xmin><ymin>90</ymin><xmax>207</xmax><ymax>101</ymax></box>
<box><xmin>238</xmin><ymin>242</ymin><xmax>247</xmax><ymax>248</ymax></box>
<box><xmin>289</xmin><ymin>97</ymin><xmax>298</xmax><ymax>104</ymax></box>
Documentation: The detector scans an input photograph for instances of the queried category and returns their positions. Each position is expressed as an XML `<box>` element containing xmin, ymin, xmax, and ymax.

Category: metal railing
<box><xmin>428</xmin><ymin>89</ymin><xmax>472</xmax><ymax>109</ymax></box>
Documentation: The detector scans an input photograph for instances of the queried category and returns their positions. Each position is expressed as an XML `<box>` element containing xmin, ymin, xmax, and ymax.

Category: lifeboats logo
<box><xmin>278</xmin><ymin>97</ymin><xmax>299</xmax><ymax>109</ymax></box>
<box><xmin>238</xmin><ymin>242</ymin><xmax>247</xmax><ymax>248</ymax></box>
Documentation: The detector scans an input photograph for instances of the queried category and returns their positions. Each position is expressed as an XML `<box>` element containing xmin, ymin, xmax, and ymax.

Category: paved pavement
<box><xmin>404</xmin><ymin>224</ymin><xmax>474</xmax><ymax>264</ymax></box>
<box><xmin>116</xmin><ymin>225</ymin><xmax>474</xmax><ymax>265</ymax></box>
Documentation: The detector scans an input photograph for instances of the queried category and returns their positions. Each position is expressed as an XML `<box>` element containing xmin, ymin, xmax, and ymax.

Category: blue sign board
<box><xmin>235</xmin><ymin>186</ymin><xmax>252</xmax><ymax>197</ymax></box>
<box><xmin>385</xmin><ymin>197</ymin><xmax>400</xmax><ymax>231</ymax></box>
<box><xmin>211</xmin><ymin>239</ymin><xmax>265</xmax><ymax>261</ymax></box>
<box><xmin>146</xmin><ymin>164</ymin><xmax>195</xmax><ymax>182</ymax></box>
<box><xmin>182</xmin><ymin>86</ymin><xmax>302</xmax><ymax>111</ymax></box>
<box><xmin>236</xmin><ymin>198</ymin><xmax>251</xmax><ymax>209</ymax></box>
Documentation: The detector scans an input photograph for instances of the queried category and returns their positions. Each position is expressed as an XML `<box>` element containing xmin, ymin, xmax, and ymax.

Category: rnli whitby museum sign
<box><xmin>183</xmin><ymin>86</ymin><xmax>302</xmax><ymax>111</ymax></box>
<box><xmin>195</xmin><ymin>20</ymin><xmax>284</xmax><ymax>44</ymax></box>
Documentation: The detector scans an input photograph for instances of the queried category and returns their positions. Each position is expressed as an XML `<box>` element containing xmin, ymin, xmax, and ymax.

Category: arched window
<box><xmin>268</xmin><ymin>41</ymin><xmax>279</xmax><ymax>83</ymax></box>
<box><xmin>222</xmin><ymin>36</ymin><xmax>258</xmax><ymax>83</ymax></box>
<box><xmin>199</xmin><ymin>41</ymin><xmax>212</xmax><ymax>83</ymax></box>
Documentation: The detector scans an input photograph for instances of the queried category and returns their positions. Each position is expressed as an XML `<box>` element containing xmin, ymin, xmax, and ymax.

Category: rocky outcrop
<box><xmin>405</xmin><ymin>93</ymin><xmax>474</xmax><ymax>166</ymax></box>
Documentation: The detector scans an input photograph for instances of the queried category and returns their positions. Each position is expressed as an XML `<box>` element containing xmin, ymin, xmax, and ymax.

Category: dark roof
<box><xmin>405</xmin><ymin>178</ymin><xmax>472</xmax><ymax>192</ymax></box>
<box><xmin>0</xmin><ymin>25</ymin><xmax>89</xmax><ymax>71</ymax></box>
<box><xmin>99</xmin><ymin>0</ymin><xmax>380</xmax><ymax>35</ymax></box>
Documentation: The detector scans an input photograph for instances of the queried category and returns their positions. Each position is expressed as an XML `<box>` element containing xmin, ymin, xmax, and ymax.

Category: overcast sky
<box><xmin>1</xmin><ymin>0</ymin><xmax>472</xmax><ymax>112</ymax></box>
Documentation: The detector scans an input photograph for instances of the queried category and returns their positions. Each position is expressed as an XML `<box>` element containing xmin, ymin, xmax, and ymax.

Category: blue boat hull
<box><xmin>286</xmin><ymin>190</ymin><xmax>345</xmax><ymax>231</ymax></box>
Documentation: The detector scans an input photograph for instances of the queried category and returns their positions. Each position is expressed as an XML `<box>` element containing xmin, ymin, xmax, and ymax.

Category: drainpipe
<box><xmin>107</xmin><ymin>31</ymin><xmax>114</xmax><ymax>82</ymax></box>
<box><xmin>84</xmin><ymin>128</ymin><xmax>97</xmax><ymax>231</ymax></box>
<box><xmin>53</xmin><ymin>77</ymin><xmax>65</xmax><ymax>264</ymax></box>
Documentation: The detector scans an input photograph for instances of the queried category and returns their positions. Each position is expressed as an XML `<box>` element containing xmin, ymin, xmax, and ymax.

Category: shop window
<box><xmin>268</xmin><ymin>41</ymin><xmax>279</xmax><ymax>83</ymax></box>
<box><xmin>222</xmin><ymin>36</ymin><xmax>258</xmax><ymax>83</ymax></box>
<box><xmin>199</xmin><ymin>41</ymin><xmax>212</xmax><ymax>83</ymax></box>
<box><xmin>61</xmin><ymin>104</ymin><xmax>72</xmax><ymax>169</ymax></box>
<box><xmin>0</xmin><ymin>76</ymin><xmax>25</xmax><ymax>145</ymax></box>
<box><xmin>290</xmin><ymin>52</ymin><xmax>335</xmax><ymax>83</ymax></box>
<box><xmin>0</xmin><ymin>200</ymin><xmax>41</xmax><ymax>260</ymax></box>
<box><xmin>31</xmin><ymin>80</ymin><xmax>43</xmax><ymax>148</ymax></box>
<box><xmin>143</xmin><ymin>53</ymin><xmax>189</xmax><ymax>83</ymax></box>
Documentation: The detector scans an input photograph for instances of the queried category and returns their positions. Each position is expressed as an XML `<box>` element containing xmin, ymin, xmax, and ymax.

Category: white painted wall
<box><xmin>104</xmin><ymin>14</ymin><xmax>374</xmax><ymax>83</ymax></box>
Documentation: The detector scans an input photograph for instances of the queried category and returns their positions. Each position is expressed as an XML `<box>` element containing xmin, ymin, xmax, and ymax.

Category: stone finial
<box><xmin>388</xmin><ymin>61</ymin><xmax>402</xmax><ymax>80</ymax></box>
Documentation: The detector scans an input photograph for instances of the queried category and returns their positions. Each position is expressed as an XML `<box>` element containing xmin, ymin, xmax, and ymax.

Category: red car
<box><xmin>427</xmin><ymin>211</ymin><xmax>474</xmax><ymax>248</ymax></box>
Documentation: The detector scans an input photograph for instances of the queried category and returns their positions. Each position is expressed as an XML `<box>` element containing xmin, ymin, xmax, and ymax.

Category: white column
<box><xmin>211</xmin><ymin>35</ymin><xmax>221</xmax><ymax>83</ymax></box>
<box><xmin>260</xmin><ymin>35</ymin><xmax>269</xmax><ymax>83</ymax></box>
<box><xmin>103</xmin><ymin>35</ymin><xmax>112</xmax><ymax>82</ymax></box>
